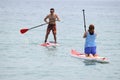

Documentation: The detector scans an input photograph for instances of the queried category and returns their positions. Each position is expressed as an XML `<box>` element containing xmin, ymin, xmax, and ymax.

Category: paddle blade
<box><xmin>20</xmin><ymin>28</ymin><xmax>29</xmax><ymax>34</ymax></box>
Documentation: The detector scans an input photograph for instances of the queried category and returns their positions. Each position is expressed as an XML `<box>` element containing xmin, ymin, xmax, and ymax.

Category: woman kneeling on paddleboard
<box><xmin>83</xmin><ymin>24</ymin><xmax>98</xmax><ymax>57</ymax></box>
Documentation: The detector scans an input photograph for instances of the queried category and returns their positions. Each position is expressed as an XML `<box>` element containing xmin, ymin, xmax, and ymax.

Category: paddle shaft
<box><xmin>28</xmin><ymin>20</ymin><xmax>59</xmax><ymax>30</ymax></box>
<box><xmin>28</xmin><ymin>23</ymin><xmax>47</xmax><ymax>30</ymax></box>
<box><xmin>82</xmin><ymin>9</ymin><xmax>86</xmax><ymax>32</ymax></box>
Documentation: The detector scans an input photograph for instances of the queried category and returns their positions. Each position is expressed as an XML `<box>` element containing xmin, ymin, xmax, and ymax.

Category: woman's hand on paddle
<box><xmin>83</xmin><ymin>31</ymin><xmax>87</xmax><ymax>38</ymax></box>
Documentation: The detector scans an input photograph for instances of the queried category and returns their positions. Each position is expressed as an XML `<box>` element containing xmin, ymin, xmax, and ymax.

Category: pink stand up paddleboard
<box><xmin>41</xmin><ymin>41</ymin><xmax>59</xmax><ymax>47</ymax></box>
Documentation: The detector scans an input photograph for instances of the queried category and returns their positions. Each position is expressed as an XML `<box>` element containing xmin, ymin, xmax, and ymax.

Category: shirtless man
<box><xmin>44</xmin><ymin>8</ymin><xmax>60</xmax><ymax>43</ymax></box>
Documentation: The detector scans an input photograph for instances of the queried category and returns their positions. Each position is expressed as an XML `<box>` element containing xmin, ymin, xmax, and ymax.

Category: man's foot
<box><xmin>54</xmin><ymin>40</ymin><xmax>57</xmax><ymax>44</ymax></box>
<box><xmin>44</xmin><ymin>40</ymin><xmax>47</xmax><ymax>43</ymax></box>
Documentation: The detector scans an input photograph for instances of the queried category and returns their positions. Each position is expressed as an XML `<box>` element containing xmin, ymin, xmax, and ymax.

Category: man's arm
<box><xmin>56</xmin><ymin>14</ymin><xmax>60</xmax><ymax>21</ymax></box>
<box><xmin>44</xmin><ymin>15</ymin><xmax>49</xmax><ymax>23</ymax></box>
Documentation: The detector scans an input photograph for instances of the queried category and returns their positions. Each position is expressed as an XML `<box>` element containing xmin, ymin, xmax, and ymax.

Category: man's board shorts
<box><xmin>47</xmin><ymin>24</ymin><xmax>56</xmax><ymax>34</ymax></box>
<box><xmin>84</xmin><ymin>47</ymin><xmax>96</xmax><ymax>55</ymax></box>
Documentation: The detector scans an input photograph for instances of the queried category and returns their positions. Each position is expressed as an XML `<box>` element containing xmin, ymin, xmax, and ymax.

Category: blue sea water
<box><xmin>0</xmin><ymin>0</ymin><xmax>120</xmax><ymax>80</ymax></box>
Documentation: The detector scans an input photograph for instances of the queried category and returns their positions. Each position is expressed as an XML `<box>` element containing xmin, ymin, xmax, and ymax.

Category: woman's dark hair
<box><xmin>88</xmin><ymin>24</ymin><xmax>95</xmax><ymax>35</ymax></box>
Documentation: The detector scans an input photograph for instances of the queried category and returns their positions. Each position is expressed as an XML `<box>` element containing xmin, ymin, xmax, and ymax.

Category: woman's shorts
<box><xmin>84</xmin><ymin>47</ymin><xmax>96</xmax><ymax>55</ymax></box>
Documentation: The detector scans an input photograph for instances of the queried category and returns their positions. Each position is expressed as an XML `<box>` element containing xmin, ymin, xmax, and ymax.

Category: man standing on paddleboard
<box><xmin>44</xmin><ymin>8</ymin><xmax>60</xmax><ymax>43</ymax></box>
<box><xmin>83</xmin><ymin>24</ymin><xmax>98</xmax><ymax>57</ymax></box>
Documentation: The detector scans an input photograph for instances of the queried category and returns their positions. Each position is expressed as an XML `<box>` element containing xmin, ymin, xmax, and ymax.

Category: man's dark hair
<box><xmin>50</xmin><ymin>8</ymin><xmax>54</xmax><ymax>11</ymax></box>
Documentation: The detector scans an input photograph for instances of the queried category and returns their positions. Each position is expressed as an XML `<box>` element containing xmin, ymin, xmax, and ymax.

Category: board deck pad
<box><xmin>71</xmin><ymin>49</ymin><xmax>109</xmax><ymax>63</ymax></box>
<box><xmin>41</xmin><ymin>41</ymin><xmax>59</xmax><ymax>47</ymax></box>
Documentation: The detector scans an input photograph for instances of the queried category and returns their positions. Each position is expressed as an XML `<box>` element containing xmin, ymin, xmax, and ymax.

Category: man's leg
<box><xmin>52</xmin><ymin>26</ymin><xmax>57</xmax><ymax>43</ymax></box>
<box><xmin>53</xmin><ymin>33</ymin><xmax>57</xmax><ymax>43</ymax></box>
<box><xmin>44</xmin><ymin>27</ymin><xmax>50</xmax><ymax>43</ymax></box>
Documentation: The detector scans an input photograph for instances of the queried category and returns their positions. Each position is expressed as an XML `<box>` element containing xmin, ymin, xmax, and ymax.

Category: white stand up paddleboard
<box><xmin>71</xmin><ymin>49</ymin><xmax>109</xmax><ymax>63</ymax></box>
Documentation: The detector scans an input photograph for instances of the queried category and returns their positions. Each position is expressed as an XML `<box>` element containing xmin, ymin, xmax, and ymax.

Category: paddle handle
<box><xmin>82</xmin><ymin>9</ymin><xmax>86</xmax><ymax>32</ymax></box>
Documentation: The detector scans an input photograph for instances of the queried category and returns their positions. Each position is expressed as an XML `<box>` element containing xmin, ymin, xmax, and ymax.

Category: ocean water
<box><xmin>0</xmin><ymin>0</ymin><xmax>120</xmax><ymax>80</ymax></box>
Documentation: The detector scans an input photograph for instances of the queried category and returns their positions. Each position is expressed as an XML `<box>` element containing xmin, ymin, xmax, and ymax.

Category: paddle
<box><xmin>82</xmin><ymin>9</ymin><xmax>86</xmax><ymax>32</ymax></box>
<box><xmin>20</xmin><ymin>23</ymin><xmax>47</xmax><ymax>34</ymax></box>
